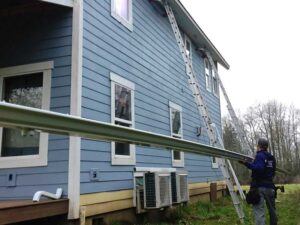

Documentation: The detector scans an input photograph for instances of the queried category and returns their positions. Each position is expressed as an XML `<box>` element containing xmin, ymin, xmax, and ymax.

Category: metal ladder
<box><xmin>213</xmin><ymin>123</ymin><xmax>246</xmax><ymax>201</ymax></box>
<box><xmin>203</xmin><ymin>50</ymin><xmax>252</xmax><ymax>156</ymax></box>
<box><xmin>163</xmin><ymin>1</ymin><xmax>245</xmax><ymax>223</ymax></box>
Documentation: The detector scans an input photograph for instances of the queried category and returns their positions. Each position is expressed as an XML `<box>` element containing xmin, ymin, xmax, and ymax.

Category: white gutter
<box><xmin>0</xmin><ymin>102</ymin><xmax>251</xmax><ymax>162</ymax></box>
<box><xmin>0</xmin><ymin>102</ymin><xmax>287</xmax><ymax>174</ymax></box>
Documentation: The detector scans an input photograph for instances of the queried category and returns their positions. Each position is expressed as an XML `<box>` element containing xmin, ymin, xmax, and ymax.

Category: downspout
<box><xmin>33</xmin><ymin>188</ymin><xmax>63</xmax><ymax>202</ymax></box>
<box><xmin>68</xmin><ymin>0</ymin><xmax>83</xmax><ymax>220</ymax></box>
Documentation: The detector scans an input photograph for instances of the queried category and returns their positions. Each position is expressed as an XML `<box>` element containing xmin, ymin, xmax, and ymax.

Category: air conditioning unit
<box><xmin>143</xmin><ymin>172</ymin><xmax>172</xmax><ymax>209</ymax></box>
<box><xmin>171</xmin><ymin>172</ymin><xmax>189</xmax><ymax>204</ymax></box>
<box><xmin>136</xmin><ymin>185</ymin><xmax>146</xmax><ymax>214</ymax></box>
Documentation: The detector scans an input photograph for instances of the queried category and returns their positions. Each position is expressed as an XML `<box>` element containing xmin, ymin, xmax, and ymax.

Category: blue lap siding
<box><xmin>0</xmin><ymin>0</ymin><xmax>224</xmax><ymax>200</ymax></box>
<box><xmin>80</xmin><ymin>0</ymin><xmax>223</xmax><ymax>194</ymax></box>
<box><xmin>0</xmin><ymin>6</ymin><xmax>72</xmax><ymax>199</ymax></box>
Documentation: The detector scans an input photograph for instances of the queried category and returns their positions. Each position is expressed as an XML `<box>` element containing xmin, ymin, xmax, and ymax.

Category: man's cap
<box><xmin>258</xmin><ymin>138</ymin><xmax>269</xmax><ymax>149</ymax></box>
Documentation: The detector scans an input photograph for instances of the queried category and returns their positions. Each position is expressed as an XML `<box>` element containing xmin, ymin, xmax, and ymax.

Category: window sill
<box><xmin>0</xmin><ymin>154</ymin><xmax>47</xmax><ymax>169</ymax></box>
<box><xmin>172</xmin><ymin>160</ymin><xmax>185</xmax><ymax>168</ymax></box>
<box><xmin>111</xmin><ymin>11</ymin><xmax>133</xmax><ymax>32</ymax></box>
<box><xmin>111</xmin><ymin>156</ymin><xmax>136</xmax><ymax>166</ymax></box>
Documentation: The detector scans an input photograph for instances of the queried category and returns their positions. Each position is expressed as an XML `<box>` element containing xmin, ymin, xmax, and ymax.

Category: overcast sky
<box><xmin>180</xmin><ymin>0</ymin><xmax>300</xmax><ymax>116</ymax></box>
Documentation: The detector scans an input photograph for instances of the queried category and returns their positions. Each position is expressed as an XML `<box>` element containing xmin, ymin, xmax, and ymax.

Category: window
<box><xmin>111</xmin><ymin>0</ymin><xmax>133</xmax><ymax>31</ymax></box>
<box><xmin>204</xmin><ymin>58</ymin><xmax>212</xmax><ymax>92</ymax></box>
<box><xmin>169</xmin><ymin>102</ymin><xmax>184</xmax><ymax>167</ymax></box>
<box><xmin>212</xmin><ymin>66</ymin><xmax>219</xmax><ymax>96</ymax></box>
<box><xmin>0</xmin><ymin>61</ymin><xmax>52</xmax><ymax>169</ymax></box>
<box><xmin>111</xmin><ymin>72</ymin><xmax>135</xmax><ymax>165</ymax></box>
<box><xmin>184</xmin><ymin>35</ymin><xmax>192</xmax><ymax>61</ymax></box>
<box><xmin>212</xmin><ymin>157</ymin><xmax>218</xmax><ymax>169</ymax></box>
<box><xmin>211</xmin><ymin>123</ymin><xmax>219</xmax><ymax>168</ymax></box>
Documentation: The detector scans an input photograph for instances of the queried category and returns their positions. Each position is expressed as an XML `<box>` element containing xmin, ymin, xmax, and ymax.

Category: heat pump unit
<box><xmin>144</xmin><ymin>172</ymin><xmax>172</xmax><ymax>209</ymax></box>
<box><xmin>171</xmin><ymin>172</ymin><xmax>189</xmax><ymax>204</ymax></box>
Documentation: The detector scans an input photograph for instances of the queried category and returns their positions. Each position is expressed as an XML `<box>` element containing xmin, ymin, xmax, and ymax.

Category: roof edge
<box><xmin>170</xmin><ymin>0</ymin><xmax>230</xmax><ymax>69</ymax></box>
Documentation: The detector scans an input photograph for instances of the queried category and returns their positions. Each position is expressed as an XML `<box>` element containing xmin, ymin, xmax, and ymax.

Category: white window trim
<box><xmin>204</xmin><ymin>58</ymin><xmax>212</xmax><ymax>92</ymax></box>
<box><xmin>169</xmin><ymin>101</ymin><xmax>183</xmax><ymax>138</ymax></box>
<box><xmin>212</xmin><ymin>157</ymin><xmax>219</xmax><ymax>169</ymax></box>
<box><xmin>172</xmin><ymin>151</ymin><xmax>184</xmax><ymax>167</ymax></box>
<box><xmin>169</xmin><ymin>101</ymin><xmax>184</xmax><ymax>167</ymax></box>
<box><xmin>184</xmin><ymin>34</ymin><xmax>192</xmax><ymax>61</ymax></box>
<box><xmin>0</xmin><ymin>61</ymin><xmax>53</xmax><ymax>169</ymax></box>
<box><xmin>211</xmin><ymin>66</ymin><xmax>219</xmax><ymax>98</ymax></box>
<box><xmin>110</xmin><ymin>72</ymin><xmax>135</xmax><ymax>165</ymax></box>
<box><xmin>111</xmin><ymin>0</ymin><xmax>133</xmax><ymax>31</ymax></box>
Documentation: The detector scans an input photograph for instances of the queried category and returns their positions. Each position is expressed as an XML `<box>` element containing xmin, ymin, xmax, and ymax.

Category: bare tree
<box><xmin>223</xmin><ymin>100</ymin><xmax>300</xmax><ymax>183</ymax></box>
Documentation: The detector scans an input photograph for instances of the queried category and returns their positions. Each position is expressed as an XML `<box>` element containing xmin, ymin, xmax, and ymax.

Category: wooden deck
<box><xmin>0</xmin><ymin>199</ymin><xmax>69</xmax><ymax>225</ymax></box>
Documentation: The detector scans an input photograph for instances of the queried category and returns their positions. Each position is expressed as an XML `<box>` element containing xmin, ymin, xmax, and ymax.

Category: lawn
<box><xmin>147</xmin><ymin>184</ymin><xmax>300</xmax><ymax>225</ymax></box>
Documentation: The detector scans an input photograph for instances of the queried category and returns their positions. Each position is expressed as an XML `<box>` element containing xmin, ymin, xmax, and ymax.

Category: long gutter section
<box><xmin>0</xmin><ymin>102</ymin><xmax>286</xmax><ymax>173</ymax></box>
<box><xmin>0</xmin><ymin>102</ymin><xmax>249</xmax><ymax>161</ymax></box>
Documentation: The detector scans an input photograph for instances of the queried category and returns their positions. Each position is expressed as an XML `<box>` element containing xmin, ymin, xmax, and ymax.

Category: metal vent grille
<box><xmin>179</xmin><ymin>174</ymin><xmax>188</xmax><ymax>202</ymax></box>
<box><xmin>159</xmin><ymin>175</ymin><xmax>171</xmax><ymax>207</ymax></box>
<box><xmin>145</xmin><ymin>173</ymin><xmax>156</xmax><ymax>208</ymax></box>
<box><xmin>171</xmin><ymin>172</ymin><xmax>178</xmax><ymax>203</ymax></box>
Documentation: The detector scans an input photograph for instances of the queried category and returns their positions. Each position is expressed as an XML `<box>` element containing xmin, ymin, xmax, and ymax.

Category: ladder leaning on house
<box><xmin>203</xmin><ymin>50</ymin><xmax>252</xmax><ymax>156</ymax></box>
<box><xmin>212</xmin><ymin>123</ymin><xmax>246</xmax><ymax>200</ymax></box>
<box><xmin>163</xmin><ymin>1</ymin><xmax>245</xmax><ymax>223</ymax></box>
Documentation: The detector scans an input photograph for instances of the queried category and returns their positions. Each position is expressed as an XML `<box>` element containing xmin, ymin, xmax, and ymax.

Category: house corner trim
<box><xmin>68</xmin><ymin>0</ymin><xmax>83</xmax><ymax>220</ymax></box>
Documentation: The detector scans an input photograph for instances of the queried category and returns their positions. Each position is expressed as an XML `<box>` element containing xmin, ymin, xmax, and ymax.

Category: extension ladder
<box><xmin>204</xmin><ymin>50</ymin><xmax>252</xmax><ymax>156</ymax></box>
<box><xmin>212</xmin><ymin>123</ymin><xmax>246</xmax><ymax>201</ymax></box>
<box><xmin>163</xmin><ymin>1</ymin><xmax>245</xmax><ymax>223</ymax></box>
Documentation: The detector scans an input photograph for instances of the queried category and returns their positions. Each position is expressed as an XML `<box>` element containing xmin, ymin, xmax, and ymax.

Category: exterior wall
<box><xmin>82</xmin><ymin>181</ymin><xmax>226</xmax><ymax>224</ymax></box>
<box><xmin>0</xmin><ymin>6</ymin><xmax>73</xmax><ymax>199</ymax></box>
<box><xmin>80</xmin><ymin>0</ymin><xmax>223</xmax><ymax>196</ymax></box>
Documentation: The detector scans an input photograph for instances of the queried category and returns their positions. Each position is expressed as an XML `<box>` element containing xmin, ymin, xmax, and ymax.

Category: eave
<box><xmin>40</xmin><ymin>0</ymin><xmax>74</xmax><ymax>8</ymax></box>
<box><xmin>167</xmin><ymin>0</ymin><xmax>230</xmax><ymax>69</ymax></box>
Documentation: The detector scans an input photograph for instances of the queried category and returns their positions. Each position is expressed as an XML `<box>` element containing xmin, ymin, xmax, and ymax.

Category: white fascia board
<box><xmin>40</xmin><ymin>0</ymin><xmax>74</xmax><ymax>7</ymax></box>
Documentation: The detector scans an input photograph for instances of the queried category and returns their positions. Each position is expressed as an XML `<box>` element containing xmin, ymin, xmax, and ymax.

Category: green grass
<box><xmin>145</xmin><ymin>184</ymin><xmax>300</xmax><ymax>225</ymax></box>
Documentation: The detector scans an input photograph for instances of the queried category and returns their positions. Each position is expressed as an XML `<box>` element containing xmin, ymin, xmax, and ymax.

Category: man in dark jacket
<box><xmin>240</xmin><ymin>138</ymin><xmax>277</xmax><ymax>225</ymax></box>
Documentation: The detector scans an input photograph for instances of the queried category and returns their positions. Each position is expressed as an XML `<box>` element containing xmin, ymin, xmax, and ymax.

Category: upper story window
<box><xmin>111</xmin><ymin>0</ymin><xmax>133</xmax><ymax>31</ymax></box>
<box><xmin>0</xmin><ymin>61</ymin><xmax>52</xmax><ymax>169</ymax></box>
<box><xmin>212</xmin><ymin>68</ymin><xmax>219</xmax><ymax>96</ymax></box>
<box><xmin>111</xmin><ymin>72</ymin><xmax>135</xmax><ymax>165</ymax></box>
<box><xmin>184</xmin><ymin>35</ymin><xmax>192</xmax><ymax>61</ymax></box>
<box><xmin>204</xmin><ymin>58</ymin><xmax>212</xmax><ymax>92</ymax></box>
<box><xmin>169</xmin><ymin>102</ymin><xmax>184</xmax><ymax>167</ymax></box>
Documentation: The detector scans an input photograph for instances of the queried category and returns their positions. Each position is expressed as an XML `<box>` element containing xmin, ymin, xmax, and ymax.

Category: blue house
<box><xmin>0</xmin><ymin>0</ymin><xmax>230</xmax><ymax>224</ymax></box>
